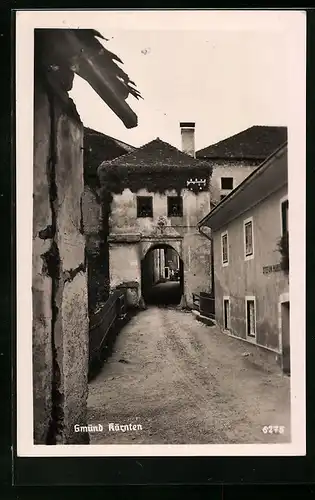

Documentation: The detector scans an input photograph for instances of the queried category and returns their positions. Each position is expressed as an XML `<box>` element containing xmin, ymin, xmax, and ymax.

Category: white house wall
<box><xmin>210</xmin><ymin>161</ymin><xmax>259</xmax><ymax>205</ymax></box>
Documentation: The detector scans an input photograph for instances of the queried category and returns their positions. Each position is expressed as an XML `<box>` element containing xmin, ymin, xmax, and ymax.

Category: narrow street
<box><xmin>88</xmin><ymin>307</ymin><xmax>291</xmax><ymax>445</ymax></box>
<box><xmin>144</xmin><ymin>281</ymin><xmax>181</xmax><ymax>305</ymax></box>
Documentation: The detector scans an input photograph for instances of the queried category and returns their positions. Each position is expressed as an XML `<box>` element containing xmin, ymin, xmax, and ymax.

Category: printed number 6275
<box><xmin>262</xmin><ymin>425</ymin><xmax>285</xmax><ymax>434</ymax></box>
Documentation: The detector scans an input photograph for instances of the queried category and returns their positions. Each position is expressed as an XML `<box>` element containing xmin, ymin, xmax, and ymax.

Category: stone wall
<box><xmin>32</xmin><ymin>75</ymin><xmax>53</xmax><ymax>444</ymax></box>
<box><xmin>81</xmin><ymin>185</ymin><xmax>108</xmax><ymax>313</ymax></box>
<box><xmin>82</xmin><ymin>130</ymin><xmax>134</xmax><ymax>313</ymax></box>
<box><xmin>33</xmin><ymin>73</ymin><xmax>89</xmax><ymax>444</ymax></box>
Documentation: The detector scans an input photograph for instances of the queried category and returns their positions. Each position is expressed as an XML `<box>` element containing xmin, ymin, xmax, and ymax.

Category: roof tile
<box><xmin>99</xmin><ymin>137</ymin><xmax>212</xmax><ymax>173</ymax></box>
<box><xmin>196</xmin><ymin>125</ymin><xmax>287</xmax><ymax>160</ymax></box>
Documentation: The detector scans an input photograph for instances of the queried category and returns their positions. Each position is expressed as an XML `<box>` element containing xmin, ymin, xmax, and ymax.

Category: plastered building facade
<box><xmin>98</xmin><ymin>124</ymin><xmax>213</xmax><ymax>308</ymax></box>
<box><xmin>199</xmin><ymin>144</ymin><xmax>290</xmax><ymax>372</ymax></box>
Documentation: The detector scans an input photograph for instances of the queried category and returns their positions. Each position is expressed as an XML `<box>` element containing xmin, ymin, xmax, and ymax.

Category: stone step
<box><xmin>191</xmin><ymin>309</ymin><xmax>215</xmax><ymax>327</ymax></box>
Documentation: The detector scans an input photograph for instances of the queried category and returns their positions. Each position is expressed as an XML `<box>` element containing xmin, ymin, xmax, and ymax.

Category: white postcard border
<box><xmin>16</xmin><ymin>9</ymin><xmax>306</xmax><ymax>457</ymax></box>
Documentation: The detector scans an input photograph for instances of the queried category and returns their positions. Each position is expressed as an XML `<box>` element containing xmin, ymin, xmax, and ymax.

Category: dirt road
<box><xmin>87</xmin><ymin>307</ymin><xmax>291</xmax><ymax>444</ymax></box>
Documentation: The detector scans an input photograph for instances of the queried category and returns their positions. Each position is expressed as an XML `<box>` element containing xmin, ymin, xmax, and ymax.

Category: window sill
<box><xmin>244</xmin><ymin>254</ymin><xmax>254</xmax><ymax>261</ymax></box>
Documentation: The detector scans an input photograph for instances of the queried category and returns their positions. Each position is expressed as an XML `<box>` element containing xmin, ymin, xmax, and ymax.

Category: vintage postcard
<box><xmin>16</xmin><ymin>9</ymin><xmax>306</xmax><ymax>457</ymax></box>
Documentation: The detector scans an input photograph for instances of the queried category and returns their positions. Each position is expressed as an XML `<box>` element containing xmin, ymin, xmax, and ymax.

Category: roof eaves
<box><xmin>98</xmin><ymin>138</ymin><xmax>213</xmax><ymax>172</ymax></box>
<box><xmin>196</xmin><ymin>154</ymin><xmax>266</xmax><ymax>161</ymax></box>
<box><xmin>84</xmin><ymin>127</ymin><xmax>135</xmax><ymax>151</ymax></box>
<box><xmin>37</xmin><ymin>29</ymin><xmax>141</xmax><ymax>129</ymax></box>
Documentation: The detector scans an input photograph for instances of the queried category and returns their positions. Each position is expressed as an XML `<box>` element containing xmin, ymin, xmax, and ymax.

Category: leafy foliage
<box><xmin>277</xmin><ymin>232</ymin><xmax>289</xmax><ymax>274</ymax></box>
<box><xmin>100</xmin><ymin>169</ymin><xmax>210</xmax><ymax>197</ymax></box>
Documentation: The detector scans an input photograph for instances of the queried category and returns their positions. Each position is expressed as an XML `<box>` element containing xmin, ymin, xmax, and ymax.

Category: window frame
<box><xmin>167</xmin><ymin>195</ymin><xmax>183</xmax><ymax>217</ymax></box>
<box><xmin>243</xmin><ymin>216</ymin><xmax>254</xmax><ymax>261</ymax></box>
<box><xmin>221</xmin><ymin>230</ymin><xmax>229</xmax><ymax>267</ymax></box>
<box><xmin>136</xmin><ymin>195</ymin><xmax>153</xmax><ymax>218</ymax></box>
<box><xmin>245</xmin><ymin>296</ymin><xmax>257</xmax><ymax>340</ymax></box>
<box><xmin>223</xmin><ymin>296</ymin><xmax>230</xmax><ymax>331</ymax></box>
<box><xmin>221</xmin><ymin>177</ymin><xmax>234</xmax><ymax>190</ymax></box>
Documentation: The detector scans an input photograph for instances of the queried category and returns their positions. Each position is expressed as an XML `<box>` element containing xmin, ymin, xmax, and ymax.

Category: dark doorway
<box><xmin>281</xmin><ymin>301</ymin><xmax>290</xmax><ymax>375</ymax></box>
<box><xmin>223</xmin><ymin>298</ymin><xmax>230</xmax><ymax>330</ymax></box>
<box><xmin>141</xmin><ymin>244</ymin><xmax>184</xmax><ymax>306</ymax></box>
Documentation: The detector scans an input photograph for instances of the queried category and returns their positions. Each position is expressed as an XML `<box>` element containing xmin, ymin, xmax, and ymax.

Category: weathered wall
<box><xmin>213</xmin><ymin>185</ymin><xmax>289</xmax><ymax>353</ymax></box>
<box><xmin>109</xmin><ymin>243</ymin><xmax>140</xmax><ymax>285</ymax></box>
<box><xmin>108</xmin><ymin>185</ymin><xmax>211</xmax><ymax>306</ymax></box>
<box><xmin>53</xmin><ymin>101</ymin><xmax>89</xmax><ymax>443</ymax></box>
<box><xmin>109</xmin><ymin>242</ymin><xmax>140</xmax><ymax>307</ymax></box>
<box><xmin>81</xmin><ymin>185</ymin><xmax>108</xmax><ymax>312</ymax></box>
<box><xmin>32</xmin><ymin>76</ymin><xmax>53</xmax><ymax>444</ymax></box>
<box><xmin>33</xmin><ymin>75</ymin><xmax>89</xmax><ymax>444</ymax></box>
<box><xmin>208</xmin><ymin>160</ymin><xmax>259</xmax><ymax>205</ymax></box>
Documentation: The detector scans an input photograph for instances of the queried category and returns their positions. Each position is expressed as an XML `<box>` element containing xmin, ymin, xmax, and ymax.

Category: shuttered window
<box><xmin>244</xmin><ymin>218</ymin><xmax>254</xmax><ymax>259</ymax></box>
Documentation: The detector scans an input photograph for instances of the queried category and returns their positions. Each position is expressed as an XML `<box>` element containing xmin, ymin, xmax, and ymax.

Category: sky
<box><xmin>68</xmin><ymin>13</ymin><xmax>289</xmax><ymax>151</ymax></box>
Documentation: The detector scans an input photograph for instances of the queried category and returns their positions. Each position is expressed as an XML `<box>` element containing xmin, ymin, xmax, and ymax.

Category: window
<box><xmin>167</xmin><ymin>196</ymin><xmax>183</xmax><ymax>217</ymax></box>
<box><xmin>246</xmin><ymin>297</ymin><xmax>256</xmax><ymax>338</ymax></box>
<box><xmin>281</xmin><ymin>199</ymin><xmax>289</xmax><ymax>235</ymax></box>
<box><xmin>223</xmin><ymin>297</ymin><xmax>230</xmax><ymax>330</ymax></box>
<box><xmin>137</xmin><ymin>196</ymin><xmax>153</xmax><ymax>217</ymax></box>
<box><xmin>221</xmin><ymin>231</ymin><xmax>228</xmax><ymax>266</ymax></box>
<box><xmin>244</xmin><ymin>217</ymin><xmax>254</xmax><ymax>259</ymax></box>
<box><xmin>221</xmin><ymin>177</ymin><xmax>233</xmax><ymax>190</ymax></box>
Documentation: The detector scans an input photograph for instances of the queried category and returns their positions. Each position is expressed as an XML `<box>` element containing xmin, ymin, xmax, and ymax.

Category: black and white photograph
<box><xmin>16</xmin><ymin>9</ymin><xmax>306</xmax><ymax>457</ymax></box>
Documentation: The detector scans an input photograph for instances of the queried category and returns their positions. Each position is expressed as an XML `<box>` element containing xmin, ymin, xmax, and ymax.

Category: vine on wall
<box><xmin>277</xmin><ymin>232</ymin><xmax>289</xmax><ymax>274</ymax></box>
<box><xmin>99</xmin><ymin>168</ymin><xmax>211</xmax><ymax>198</ymax></box>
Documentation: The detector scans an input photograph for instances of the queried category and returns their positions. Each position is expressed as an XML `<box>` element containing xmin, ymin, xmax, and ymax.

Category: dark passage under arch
<box><xmin>141</xmin><ymin>244</ymin><xmax>184</xmax><ymax>306</ymax></box>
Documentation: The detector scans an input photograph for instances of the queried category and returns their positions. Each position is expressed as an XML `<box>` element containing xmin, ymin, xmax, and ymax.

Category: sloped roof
<box><xmin>35</xmin><ymin>29</ymin><xmax>141</xmax><ymax>128</ymax></box>
<box><xmin>196</xmin><ymin>125</ymin><xmax>287</xmax><ymax>160</ymax></box>
<box><xmin>198</xmin><ymin>142</ymin><xmax>288</xmax><ymax>231</ymax></box>
<box><xmin>84</xmin><ymin>127</ymin><xmax>135</xmax><ymax>153</ymax></box>
<box><xmin>98</xmin><ymin>137</ymin><xmax>212</xmax><ymax>173</ymax></box>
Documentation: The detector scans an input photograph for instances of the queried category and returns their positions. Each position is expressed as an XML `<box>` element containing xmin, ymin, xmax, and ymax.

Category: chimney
<box><xmin>180</xmin><ymin>122</ymin><xmax>195</xmax><ymax>158</ymax></box>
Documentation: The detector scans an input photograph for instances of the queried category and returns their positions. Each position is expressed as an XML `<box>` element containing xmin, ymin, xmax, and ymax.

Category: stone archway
<box><xmin>140</xmin><ymin>242</ymin><xmax>184</xmax><ymax>306</ymax></box>
<box><xmin>140</xmin><ymin>239</ymin><xmax>182</xmax><ymax>261</ymax></box>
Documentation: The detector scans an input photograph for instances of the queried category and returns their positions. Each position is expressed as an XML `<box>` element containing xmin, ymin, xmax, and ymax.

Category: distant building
<box><xmin>198</xmin><ymin>143</ymin><xmax>289</xmax><ymax>373</ymax></box>
<box><xmin>83</xmin><ymin>127</ymin><xmax>136</xmax><ymax>187</ymax></box>
<box><xmin>98</xmin><ymin>123</ymin><xmax>213</xmax><ymax>308</ymax></box>
<box><xmin>196</xmin><ymin>125</ymin><xmax>287</xmax><ymax>207</ymax></box>
<box><xmin>82</xmin><ymin>127</ymin><xmax>136</xmax><ymax>313</ymax></box>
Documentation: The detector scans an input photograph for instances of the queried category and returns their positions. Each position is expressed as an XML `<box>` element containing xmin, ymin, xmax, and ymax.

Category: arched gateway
<box><xmin>141</xmin><ymin>243</ymin><xmax>184</xmax><ymax>306</ymax></box>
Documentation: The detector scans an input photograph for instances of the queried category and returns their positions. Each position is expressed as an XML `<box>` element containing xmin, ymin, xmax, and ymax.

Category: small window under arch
<box><xmin>167</xmin><ymin>196</ymin><xmax>183</xmax><ymax>217</ymax></box>
<box><xmin>137</xmin><ymin>196</ymin><xmax>153</xmax><ymax>218</ymax></box>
